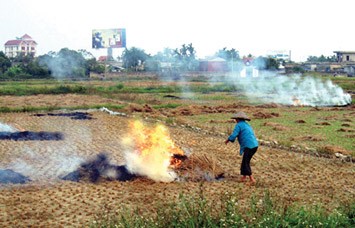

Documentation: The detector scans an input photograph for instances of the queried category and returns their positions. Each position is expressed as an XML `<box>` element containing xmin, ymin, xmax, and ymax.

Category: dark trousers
<box><xmin>241</xmin><ymin>147</ymin><xmax>258</xmax><ymax>176</ymax></box>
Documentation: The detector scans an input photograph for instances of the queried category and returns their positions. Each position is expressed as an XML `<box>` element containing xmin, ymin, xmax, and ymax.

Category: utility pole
<box><xmin>231</xmin><ymin>53</ymin><xmax>234</xmax><ymax>73</ymax></box>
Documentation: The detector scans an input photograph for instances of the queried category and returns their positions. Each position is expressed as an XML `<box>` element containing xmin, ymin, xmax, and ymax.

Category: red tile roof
<box><xmin>4</xmin><ymin>34</ymin><xmax>37</xmax><ymax>46</ymax></box>
<box><xmin>98</xmin><ymin>56</ymin><xmax>107</xmax><ymax>61</ymax></box>
<box><xmin>5</xmin><ymin>40</ymin><xmax>22</xmax><ymax>45</ymax></box>
<box><xmin>21</xmin><ymin>34</ymin><xmax>32</xmax><ymax>39</ymax></box>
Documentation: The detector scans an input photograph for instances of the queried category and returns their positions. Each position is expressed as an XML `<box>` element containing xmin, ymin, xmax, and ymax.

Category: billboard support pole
<box><xmin>107</xmin><ymin>47</ymin><xmax>113</xmax><ymax>60</ymax></box>
<box><xmin>104</xmin><ymin>47</ymin><xmax>113</xmax><ymax>78</ymax></box>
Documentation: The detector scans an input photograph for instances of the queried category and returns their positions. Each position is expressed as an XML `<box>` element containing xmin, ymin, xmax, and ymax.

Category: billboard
<box><xmin>92</xmin><ymin>28</ymin><xmax>126</xmax><ymax>49</ymax></box>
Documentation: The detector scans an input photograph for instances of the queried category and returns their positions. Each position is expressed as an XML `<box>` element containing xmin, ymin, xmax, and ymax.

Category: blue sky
<box><xmin>1</xmin><ymin>0</ymin><xmax>354</xmax><ymax>62</ymax></box>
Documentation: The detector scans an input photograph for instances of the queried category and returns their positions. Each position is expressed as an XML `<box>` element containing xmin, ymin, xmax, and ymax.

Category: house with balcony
<box><xmin>4</xmin><ymin>34</ymin><xmax>37</xmax><ymax>58</ymax></box>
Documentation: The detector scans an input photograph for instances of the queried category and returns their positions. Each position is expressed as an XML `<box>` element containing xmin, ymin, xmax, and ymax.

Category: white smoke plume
<box><xmin>4</xmin><ymin>145</ymin><xmax>84</xmax><ymax>180</ymax></box>
<box><xmin>123</xmin><ymin>149</ymin><xmax>177</xmax><ymax>182</ymax></box>
<box><xmin>224</xmin><ymin>73</ymin><xmax>351</xmax><ymax>106</ymax></box>
<box><xmin>38</xmin><ymin>49</ymin><xmax>85</xmax><ymax>79</ymax></box>
<box><xmin>0</xmin><ymin>122</ymin><xmax>17</xmax><ymax>133</ymax></box>
<box><xmin>0</xmin><ymin>120</ymin><xmax>90</xmax><ymax>180</ymax></box>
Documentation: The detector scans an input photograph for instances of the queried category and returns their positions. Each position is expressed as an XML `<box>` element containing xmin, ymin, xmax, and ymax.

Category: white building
<box><xmin>4</xmin><ymin>34</ymin><xmax>37</xmax><ymax>58</ymax></box>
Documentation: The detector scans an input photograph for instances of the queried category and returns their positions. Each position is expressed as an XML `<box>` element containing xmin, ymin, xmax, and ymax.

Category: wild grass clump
<box><xmin>153</xmin><ymin>103</ymin><xmax>181</xmax><ymax>109</ymax></box>
<box><xmin>0</xmin><ymin>84</ymin><xmax>88</xmax><ymax>96</ymax></box>
<box><xmin>90</xmin><ymin>190</ymin><xmax>354</xmax><ymax>227</ymax></box>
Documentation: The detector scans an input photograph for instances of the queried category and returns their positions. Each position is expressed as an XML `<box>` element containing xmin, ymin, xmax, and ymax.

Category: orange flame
<box><xmin>292</xmin><ymin>96</ymin><xmax>303</xmax><ymax>106</ymax></box>
<box><xmin>122</xmin><ymin>120</ymin><xmax>184</xmax><ymax>181</ymax></box>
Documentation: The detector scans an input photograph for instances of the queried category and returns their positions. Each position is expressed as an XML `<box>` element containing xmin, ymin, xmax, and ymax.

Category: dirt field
<box><xmin>0</xmin><ymin>106</ymin><xmax>354</xmax><ymax>227</ymax></box>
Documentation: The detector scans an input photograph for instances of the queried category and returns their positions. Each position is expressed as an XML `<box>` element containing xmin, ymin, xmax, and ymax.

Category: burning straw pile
<box><xmin>60</xmin><ymin>152</ymin><xmax>224</xmax><ymax>183</ymax></box>
<box><xmin>121</xmin><ymin>120</ymin><xmax>224</xmax><ymax>182</ymax></box>
<box><xmin>61</xmin><ymin>120</ymin><xmax>224</xmax><ymax>183</ymax></box>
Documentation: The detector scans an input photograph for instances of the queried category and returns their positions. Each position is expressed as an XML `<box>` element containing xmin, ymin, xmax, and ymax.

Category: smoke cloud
<box><xmin>123</xmin><ymin>149</ymin><xmax>176</xmax><ymax>182</ymax></box>
<box><xmin>38</xmin><ymin>50</ymin><xmax>85</xmax><ymax>78</ymax></box>
<box><xmin>0</xmin><ymin>122</ymin><xmax>17</xmax><ymax>132</ymax></box>
<box><xmin>0</xmin><ymin>119</ymin><xmax>91</xmax><ymax>181</ymax></box>
<box><xmin>221</xmin><ymin>72</ymin><xmax>351</xmax><ymax>106</ymax></box>
<box><xmin>4</xmin><ymin>145</ymin><xmax>84</xmax><ymax>180</ymax></box>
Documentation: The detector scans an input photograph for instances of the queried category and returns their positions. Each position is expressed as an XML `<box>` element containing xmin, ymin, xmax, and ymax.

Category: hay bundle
<box><xmin>175</xmin><ymin>154</ymin><xmax>224</xmax><ymax>181</ymax></box>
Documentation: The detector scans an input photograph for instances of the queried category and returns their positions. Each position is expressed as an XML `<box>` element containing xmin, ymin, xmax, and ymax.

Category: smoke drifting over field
<box><xmin>241</xmin><ymin>74</ymin><xmax>349</xmax><ymax>106</ymax></box>
<box><xmin>4</xmin><ymin>145</ymin><xmax>84</xmax><ymax>180</ymax></box>
<box><xmin>0</xmin><ymin>120</ymin><xmax>88</xmax><ymax>180</ymax></box>
<box><xmin>38</xmin><ymin>51</ymin><xmax>84</xmax><ymax>78</ymax></box>
<box><xmin>218</xmin><ymin>72</ymin><xmax>352</xmax><ymax>106</ymax></box>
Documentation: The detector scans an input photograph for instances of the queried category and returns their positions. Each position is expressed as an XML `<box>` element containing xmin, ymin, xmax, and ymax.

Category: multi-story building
<box><xmin>4</xmin><ymin>34</ymin><xmax>37</xmax><ymax>58</ymax></box>
<box><xmin>333</xmin><ymin>51</ymin><xmax>355</xmax><ymax>63</ymax></box>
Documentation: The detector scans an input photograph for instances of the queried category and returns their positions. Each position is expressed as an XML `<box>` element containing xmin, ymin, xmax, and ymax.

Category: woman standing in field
<box><xmin>225</xmin><ymin>111</ymin><xmax>258</xmax><ymax>183</ymax></box>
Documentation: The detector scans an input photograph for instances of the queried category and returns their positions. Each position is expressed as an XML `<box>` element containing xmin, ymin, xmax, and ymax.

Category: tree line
<box><xmin>0</xmin><ymin>44</ymin><xmax>333</xmax><ymax>80</ymax></box>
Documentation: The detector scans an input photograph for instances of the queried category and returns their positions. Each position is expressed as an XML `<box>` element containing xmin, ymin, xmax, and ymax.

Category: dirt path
<box><xmin>0</xmin><ymin>111</ymin><xmax>354</xmax><ymax>227</ymax></box>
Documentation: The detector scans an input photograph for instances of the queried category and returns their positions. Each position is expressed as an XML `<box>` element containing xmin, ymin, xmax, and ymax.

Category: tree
<box><xmin>19</xmin><ymin>59</ymin><xmax>50</xmax><ymax>78</ymax></box>
<box><xmin>5</xmin><ymin>66</ymin><xmax>22</xmax><ymax>76</ymax></box>
<box><xmin>307</xmin><ymin>55</ymin><xmax>337</xmax><ymax>62</ymax></box>
<box><xmin>0</xmin><ymin>51</ymin><xmax>11</xmax><ymax>74</ymax></box>
<box><xmin>253</xmin><ymin>56</ymin><xmax>279</xmax><ymax>70</ymax></box>
<box><xmin>78</xmin><ymin>49</ymin><xmax>95</xmax><ymax>60</ymax></box>
<box><xmin>215</xmin><ymin>47</ymin><xmax>240</xmax><ymax>61</ymax></box>
<box><xmin>85</xmin><ymin>58</ymin><xmax>105</xmax><ymax>74</ymax></box>
<box><xmin>154</xmin><ymin>48</ymin><xmax>175</xmax><ymax>62</ymax></box>
<box><xmin>38</xmin><ymin>48</ymin><xmax>88</xmax><ymax>78</ymax></box>
<box><xmin>215</xmin><ymin>47</ymin><xmax>240</xmax><ymax>71</ymax></box>
<box><xmin>121</xmin><ymin>47</ymin><xmax>149</xmax><ymax>71</ymax></box>
<box><xmin>11</xmin><ymin>53</ymin><xmax>50</xmax><ymax>78</ymax></box>
<box><xmin>173</xmin><ymin>43</ymin><xmax>198</xmax><ymax>71</ymax></box>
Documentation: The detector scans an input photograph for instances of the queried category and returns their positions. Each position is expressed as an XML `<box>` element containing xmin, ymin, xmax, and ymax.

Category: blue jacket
<box><xmin>228</xmin><ymin>120</ymin><xmax>258</xmax><ymax>155</ymax></box>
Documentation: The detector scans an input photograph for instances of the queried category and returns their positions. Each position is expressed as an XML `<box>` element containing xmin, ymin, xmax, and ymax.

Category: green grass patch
<box><xmin>186</xmin><ymin>108</ymin><xmax>354</xmax><ymax>155</ymax></box>
<box><xmin>0</xmin><ymin>84</ymin><xmax>89</xmax><ymax>96</ymax></box>
<box><xmin>120</xmin><ymin>85</ymin><xmax>180</xmax><ymax>93</ymax></box>
<box><xmin>90</xmin><ymin>190</ymin><xmax>354</xmax><ymax>227</ymax></box>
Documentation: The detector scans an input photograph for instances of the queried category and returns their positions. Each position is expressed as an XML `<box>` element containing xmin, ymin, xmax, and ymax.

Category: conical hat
<box><xmin>231</xmin><ymin>111</ymin><xmax>251</xmax><ymax>121</ymax></box>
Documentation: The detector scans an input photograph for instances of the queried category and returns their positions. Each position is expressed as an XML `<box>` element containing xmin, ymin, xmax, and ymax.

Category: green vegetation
<box><xmin>253</xmin><ymin>108</ymin><xmax>354</xmax><ymax>154</ymax></box>
<box><xmin>153</xmin><ymin>103</ymin><xmax>181</xmax><ymax>109</ymax></box>
<box><xmin>0</xmin><ymin>81</ymin><xmax>236</xmax><ymax>96</ymax></box>
<box><xmin>0</xmin><ymin>83</ymin><xmax>89</xmax><ymax>96</ymax></box>
<box><xmin>91</xmin><ymin>191</ymin><xmax>354</xmax><ymax>227</ymax></box>
<box><xmin>188</xmin><ymin>108</ymin><xmax>354</xmax><ymax>155</ymax></box>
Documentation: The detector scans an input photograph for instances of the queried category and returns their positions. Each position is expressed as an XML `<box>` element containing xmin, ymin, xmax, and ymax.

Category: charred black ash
<box><xmin>0</xmin><ymin>131</ymin><xmax>64</xmax><ymax>141</ymax></box>
<box><xmin>0</xmin><ymin>169</ymin><xmax>31</xmax><ymax>184</ymax></box>
<box><xmin>61</xmin><ymin>153</ymin><xmax>136</xmax><ymax>183</ymax></box>
<box><xmin>33</xmin><ymin>112</ymin><xmax>93</xmax><ymax>120</ymax></box>
<box><xmin>172</xmin><ymin>154</ymin><xmax>188</xmax><ymax>161</ymax></box>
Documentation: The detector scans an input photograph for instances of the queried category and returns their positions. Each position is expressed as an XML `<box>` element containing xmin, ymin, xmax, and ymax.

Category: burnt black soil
<box><xmin>33</xmin><ymin>112</ymin><xmax>93</xmax><ymax>120</ymax></box>
<box><xmin>0</xmin><ymin>169</ymin><xmax>31</xmax><ymax>184</ymax></box>
<box><xmin>0</xmin><ymin>131</ymin><xmax>64</xmax><ymax>141</ymax></box>
<box><xmin>61</xmin><ymin>153</ymin><xmax>136</xmax><ymax>182</ymax></box>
